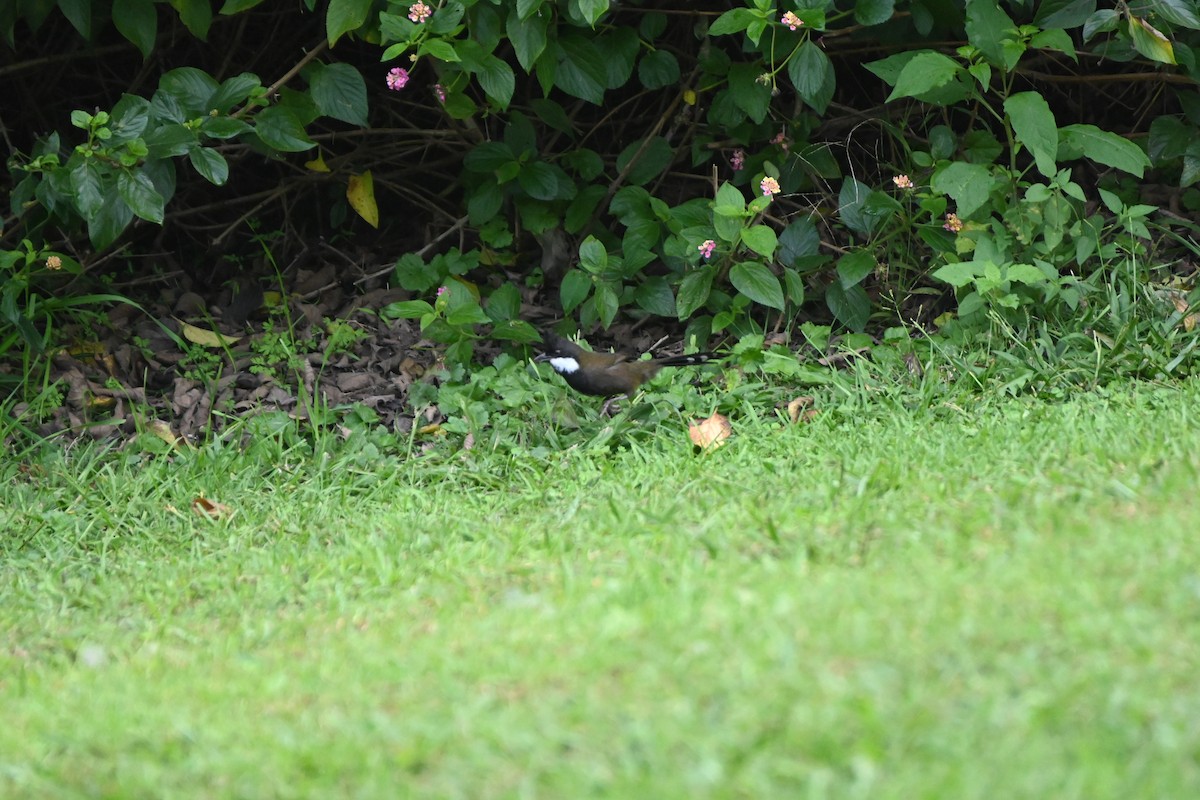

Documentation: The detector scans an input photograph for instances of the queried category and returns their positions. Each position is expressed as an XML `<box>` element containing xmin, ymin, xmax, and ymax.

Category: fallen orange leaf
<box><xmin>689</xmin><ymin>412</ymin><xmax>731</xmax><ymax>450</ymax></box>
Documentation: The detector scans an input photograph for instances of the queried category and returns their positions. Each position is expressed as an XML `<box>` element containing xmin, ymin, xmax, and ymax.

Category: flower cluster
<box><xmin>698</xmin><ymin>239</ymin><xmax>716</xmax><ymax>259</ymax></box>
<box><xmin>434</xmin><ymin>84</ymin><xmax>446</xmax><ymax>103</ymax></box>
<box><xmin>46</xmin><ymin>255</ymin><xmax>62</xmax><ymax>270</ymax></box>
<box><xmin>730</xmin><ymin>149</ymin><xmax>745</xmax><ymax>171</ymax></box>
<box><xmin>892</xmin><ymin>174</ymin><xmax>913</xmax><ymax>190</ymax></box>
<box><xmin>782</xmin><ymin>11</ymin><xmax>803</xmax><ymax>31</ymax></box>
<box><xmin>760</xmin><ymin>177</ymin><xmax>781</xmax><ymax>197</ymax></box>
<box><xmin>943</xmin><ymin>213</ymin><xmax>963</xmax><ymax>233</ymax></box>
<box><xmin>386</xmin><ymin>67</ymin><xmax>409</xmax><ymax>91</ymax></box>
<box><xmin>408</xmin><ymin>2</ymin><xmax>431</xmax><ymax>23</ymax></box>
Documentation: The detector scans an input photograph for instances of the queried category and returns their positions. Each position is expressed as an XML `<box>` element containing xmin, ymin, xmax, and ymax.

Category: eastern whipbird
<box><xmin>535</xmin><ymin>331</ymin><xmax>715</xmax><ymax>415</ymax></box>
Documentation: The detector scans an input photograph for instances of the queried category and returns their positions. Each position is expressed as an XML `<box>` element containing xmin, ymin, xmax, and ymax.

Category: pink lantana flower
<box><xmin>760</xmin><ymin>176</ymin><xmax>781</xmax><ymax>197</ymax></box>
<box><xmin>409</xmin><ymin>2</ymin><xmax>432</xmax><ymax>23</ymax></box>
<box><xmin>782</xmin><ymin>12</ymin><xmax>803</xmax><ymax>31</ymax></box>
<box><xmin>698</xmin><ymin>239</ymin><xmax>716</xmax><ymax>259</ymax></box>
<box><xmin>730</xmin><ymin>149</ymin><xmax>745</xmax><ymax>171</ymax></box>
<box><xmin>893</xmin><ymin>174</ymin><xmax>914</xmax><ymax>190</ymax></box>
<box><xmin>386</xmin><ymin>67</ymin><xmax>410</xmax><ymax>91</ymax></box>
<box><xmin>434</xmin><ymin>84</ymin><xmax>447</xmax><ymax>103</ymax></box>
<box><xmin>944</xmin><ymin>213</ymin><xmax>963</xmax><ymax>232</ymax></box>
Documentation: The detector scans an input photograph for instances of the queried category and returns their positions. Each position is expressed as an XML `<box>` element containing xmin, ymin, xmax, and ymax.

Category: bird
<box><xmin>535</xmin><ymin>331</ymin><xmax>715</xmax><ymax>415</ymax></box>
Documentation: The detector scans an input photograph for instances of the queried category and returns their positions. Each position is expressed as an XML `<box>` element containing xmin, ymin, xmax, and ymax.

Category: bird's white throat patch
<box><xmin>549</xmin><ymin>356</ymin><xmax>580</xmax><ymax>374</ymax></box>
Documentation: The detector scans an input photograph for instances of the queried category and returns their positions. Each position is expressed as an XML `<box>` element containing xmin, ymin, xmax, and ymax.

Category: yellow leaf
<box><xmin>177</xmin><ymin>319</ymin><xmax>240</xmax><ymax>348</ymax></box>
<box><xmin>146</xmin><ymin>419</ymin><xmax>180</xmax><ymax>448</ymax></box>
<box><xmin>305</xmin><ymin>150</ymin><xmax>331</xmax><ymax>173</ymax></box>
<box><xmin>683</xmin><ymin>89</ymin><xmax>697</xmax><ymax>106</ymax></box>
<box><xmin>347</xmin><ymin>171</ymin><xmax>379</xmax><ymax>228</ymax></box>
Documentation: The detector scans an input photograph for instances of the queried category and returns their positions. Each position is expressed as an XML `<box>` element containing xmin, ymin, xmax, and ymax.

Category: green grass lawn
<box><xmin>4</xmin><ymin>381</ymin><xmax>1200</xmax><ymax>798</ymax></box>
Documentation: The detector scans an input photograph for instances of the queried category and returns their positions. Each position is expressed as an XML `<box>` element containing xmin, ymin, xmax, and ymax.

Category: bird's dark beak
<box><xmin>534</xmin><ymin>351</ymin><xmax>550</xmax><ymax>363</ymax></box>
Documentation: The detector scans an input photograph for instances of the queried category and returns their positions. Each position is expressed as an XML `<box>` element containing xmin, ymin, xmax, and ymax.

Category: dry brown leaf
<box><xmin>689</xmin><ymin>412</ymin><xmax>731</xmax><ymax>450</ymax></box>
<box><xmin>1168</xmin><ymin>292</ymin><xmax>1198</xmax><ymax>332</ymax></box>
<box><xmin>192</xmin><ymin>496</ymin><xmax>234</xmax><ymax>521</ymax></box>
<box><xmin>786</xmin><ymin>396</ymin><xmax>815</xmax><ymax>424</ymax></box>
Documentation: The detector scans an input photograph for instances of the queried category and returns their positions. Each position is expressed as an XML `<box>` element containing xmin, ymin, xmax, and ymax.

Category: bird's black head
<box><xmin>534</xmin><ymin>331</ymin><xmax>585</xmax><ymax>376</ymax></box>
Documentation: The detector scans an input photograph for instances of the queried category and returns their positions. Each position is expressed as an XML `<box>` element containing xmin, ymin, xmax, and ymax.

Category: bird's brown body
<box><xmin>536</xmin><ymin>332</ymin><xmax>713</xmax><ymax>410</ymax></box>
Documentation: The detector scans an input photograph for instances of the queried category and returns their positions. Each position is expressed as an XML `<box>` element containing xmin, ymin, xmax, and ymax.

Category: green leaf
<box><xmin>109</xmin><ymin>94</ymin><xmax>150</xmax><ymax>144</ymax></box>
<box><xmin>310</xmin><ymin>63</ymin><xmax>368</xmax><ymax>126</ymax></box>
<box><xmin>779</xmin><ymin>217</ymin><xmax>821</xmax><ymax>265</ymax></box>
<box><xmin>516</xmin><ymin>0</ymin><xmax>544</xmax><ymax>19</ymax></box>
<box><xmin>1153</xmin><ymin>0</ymin><xmax>1200</xmax><ymax>29</ymax></box>
<box><xmin>677</xmin><ymin>266</ymin><xmax>714</xmax><ymax>319</ymax></box>
<box><xmin>932</xmin><ymin>261</ymin><xmax>983</xmax><ymax>288</ymax></box>
<box><xmin>561</xmin><ymin>269</ymin><xmax>592</xmax><ymax>313</ymax></box>
<box><xmin>708</xmin><ymin>8</ymin><xmax>757</xmax><ymax>36</ymax></box>
<box><xmin>70</xmin><ymin>161</ymin><xmax>104</xmax><ymax>218</ymax></box>
<box><xmin>887</xmin><ymin>52</ymin><xmax>961</xmax><ymax>101</ymax></box>
<box><xmin>59</xmin><ymin>0</ymin><xmax>91</xmax><ymax>38</ymax></box>
<box><xmin>1058</xmin><ymin>124</ymin><xmax>1151</xmax><ymax>178</ymax></box>
<box><xmin>615</xmin><ymin>136</ymin><xmax>674</xmax><ymax>186</ymax></box>
<box><xmin>420</xmin><ymin>39</ymin><xmax>460</xmax><ymax>62</ymax></box>
<box><xmin>556</xmin><ymin>36</ymin><xmax>607</xmax><ymax>104</ymax></box>
<box><xmin>837</xmin><ymin>250</ymin><xmax>875</xmax><ymax>288</ymax></box>
<box><xmin>508</xmin><ymin>10</ymin><xmax>547</xmax><ymax>71</ymax></box>
<box><xmin>484</xmin><ymin>280</ymin><xmax>523</xmax><ymax>321</ymax></box>
<box><xmin>478</xmin><ymin>55</ymin><xmax>516</xmax><ymax>108</ymax></box>
<box><xmin>88</xmin><ymin>193</ymin><xmax>134</xmax><ymax>250</ymax></box>
<box><xmin>208</xmin><ymin>73</ymin><xmax>261</xmax><ymax>113</ymax></box>
<box><xmin>200</xmin><ymin>116</ymin><xmax>252</xmax><ymax>140</ymax></box>
<box><xmin>638</xmin><ymin>50</ymin><xmax>680</xmax><ymax>90</ymax></box>
<box><xmin>855</xmin><ymin>0</ymin><xmax>895</xmax><ymax>26</ymax></box>
<box><xmin>782</xmin><ymin>268</ymin><xmax>805</xmax><ymax>304</ymax></box>
<box><xmin>220</xmin><ymin>0</ymin><xmax>267</xmax><ymax>12</ymax></box>
<box><xmin>518</xmin><ymin>161</ymin><xmax>559</xmax><ymax>201</ymax></box>
<box><xmin>145</xmin><ymin>123</ymin><xmax>197</xmax><ymax>157</ymax></box>
<box><xmin>1007</xmin><ymin>262</ymin><xmax>1048</xmax><ymax>285</ymax></box>
<box><xmin>728</xmin><ymin>63</ymin><xmax>770</xmax><ymax>124</ymax></box>
<box><xmin>572</xmin><ymin>0</ymin><xmax>609</xmax><ymax>26</ymax></box>
<box><xmin>788</xmin><ymin>41</ymin><xmax>835</xmax><ymax>114</ymax></box>
<box><xmin>117</xmin><ymin>170</ymin><xmax>165</xmax><ymax>224</ymax></box>
<box><xmin>730</xmin><ymin>261</ymin><xmax>785</xmax><ymax>310</ymax></box>
<box><xmin>593</xmin><ymin>283</ymin><xmax>619</xmax><ymax>328</ymax></box>
<box><xmin>578</xmin><ymin>236</ymin><xmax>608</xmax><ymax>273</ymax></box>
<box><xmin>1082</xmin><ymin>9</ymin><xmax>1120</xmax><ymax>40</ymax></box>
<box><xmin>326</xmin><ymin>0</ymin><xmax>371</xmax><ymax>46</ymax></box>
<box><xmin>113</xmin><ymin>0</ymin><xmax>157</xmax><ymax>57</ymax></box>
<box><xmin>188</xmin><ymin>146</ymin><xmax>229</xmax><ymax>185</ymax></box>
<box><xmin>1029</xmin><ymin>29</ymin><xmax>1077</xmax><ymax>61</ymax></box>
<box><xmin>1034</xmin><ymin>0</ymin><xmax>1096</xmax><ymax>28</ymax></box>
<box><xmin>825</xmin><ymin>282</ymin><xmax>871</xmax><ymax>331</ymax></box>
<box><xmin>382</xmin><ymin>300</ymin><xmax>435</xmax><ymax>319</ymax></box>
<box><xmin>159</xmin><ymin>67</ymin><xmax>219</xmax><ymax>114</ymax></box>
<box><xmin>491</xmin><ymin>319</ymin><xmax>540</xmax><ymax>343</ymax></box>
<box><xmin>965</xmin><ymin>0</ymin><xmax>1017</xmax><ymax>68</ymax></box>
<box><xmin>174</xmin><ymin>0</ymin><xmax>214</xmax><ymax>39</ymax></box>
<box><xmin>635</xmin><ymin>277</ymin><xmax>676</xmax><ymax>317</ymax></box>
<box><xmin>741</xmin><ymin>224</ymin><xmax>777</xmax><ymax>258</ymax></box>
<box><xmin>254</xmin><ymin>107</ymin><xmax>316</xmax><ymax>152</ymax></box>
<box><xmin>565</xmin><ymin>185</ymin><xmax>606</xmax><ymax>233</ymax></box>
<box><xmin>447</xmin><ymin>301</ymin><xmax>492</xmax><ymax>327</ymax></box>
<box><xmin>1005</xmin><ymin>92</ymin><xmax>1059</xmax><ymax>178</ymax></box>
<box><xmin>930</xmin><ymin>161</ymin><xmax>993</xmax><ymax>219</ymax></box>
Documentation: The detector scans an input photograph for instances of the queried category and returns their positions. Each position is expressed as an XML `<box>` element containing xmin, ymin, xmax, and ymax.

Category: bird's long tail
<box><xmin>654</xmin><ymin>352</ymin><xmax>714</xmax><ymax>367</ymax></box>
